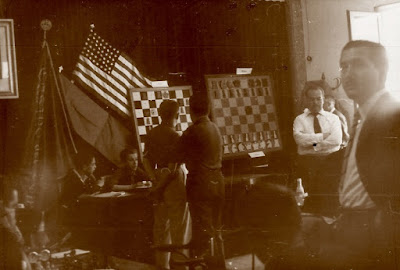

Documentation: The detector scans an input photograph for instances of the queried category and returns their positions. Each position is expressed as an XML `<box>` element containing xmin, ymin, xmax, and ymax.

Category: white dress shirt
<box><xmin>293</xmin><ymin>109</ymin><xmax>342</xmax><ymax>155</ymax></box>
<box><xmin>339</xmin><ymin>90</ymin><xmax>387</xmax><ymax>209</ymax></box>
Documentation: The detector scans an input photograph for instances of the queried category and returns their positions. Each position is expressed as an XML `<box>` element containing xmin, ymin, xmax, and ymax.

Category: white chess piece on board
<box><xmin>231</xmin><ymin>144</ymin><xmax>238</xmax><ymax>153</ymax></box>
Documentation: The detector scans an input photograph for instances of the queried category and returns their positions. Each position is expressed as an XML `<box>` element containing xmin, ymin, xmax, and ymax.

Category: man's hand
<box><xmin>323</xmin><ymin>133</ymin><xmax>331</xmax><ymax>139</ymax></box>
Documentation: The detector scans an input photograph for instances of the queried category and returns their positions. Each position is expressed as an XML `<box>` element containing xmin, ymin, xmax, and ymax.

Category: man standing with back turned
<box><xmin>330</xmin><ymin>40</ymin><xmax>400</xmax><ymax>269</ymax></box>
<box><xmin>176</xmin><ymin>93</ymin><xmax>226</xmax><ymax>269</ymax></box>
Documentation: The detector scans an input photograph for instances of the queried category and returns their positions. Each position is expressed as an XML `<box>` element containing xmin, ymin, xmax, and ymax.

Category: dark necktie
<box><xmin>313</xmin><ymin>113</ymin><xmax>322</xmax><ymax>134</ymax></box>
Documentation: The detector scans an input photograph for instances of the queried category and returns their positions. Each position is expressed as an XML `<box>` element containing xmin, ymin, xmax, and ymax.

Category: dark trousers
<box><xmin>187</xmin><ymin>170</ymin><xmax>226</xmax><ymax>269</ymax></box>
<box><xmin>329</xmin><ymin>210</ymin><xmax>394</xmax><ymax>269</ymax></box>
<box><xmin>289</xmin><ymin>210</ymin><xmax>396</xmax><ymax>270</ymax></box>
<box><xmin>296</xmin><ymin>150</ymin><xmax>343</xmax><ymax>216</ymax></box>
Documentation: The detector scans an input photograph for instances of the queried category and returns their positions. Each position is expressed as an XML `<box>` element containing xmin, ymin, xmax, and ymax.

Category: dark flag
<box><xmin>59</xmin><ymin>73</ymin><xmax>133</xmax><ymax>165</ymax></box>
<box><xmin>21</xmin><ymin>42</ymin><xmax>75</xmax><ymax>210</ymax></box>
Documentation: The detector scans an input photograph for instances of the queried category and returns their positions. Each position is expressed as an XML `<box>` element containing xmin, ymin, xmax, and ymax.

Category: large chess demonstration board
<box><xmin>129</xmin><ymin>86</ymin><xmax>192</xmax><ymax>155</ymax></box>
<box><xmin>205</xmin><ymin>74</ymin><xmax>282</xmax><ymax>158</ymax></box>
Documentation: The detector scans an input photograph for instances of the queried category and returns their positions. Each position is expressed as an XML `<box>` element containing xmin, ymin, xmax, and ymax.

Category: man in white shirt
<box><xmin>293</xmin><ymin>81</ymin><xmax>342</xmax><ymax>215</ymax></box>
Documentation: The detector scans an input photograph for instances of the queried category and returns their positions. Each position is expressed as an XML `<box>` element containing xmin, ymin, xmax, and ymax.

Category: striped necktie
<box><xmin>340</xmin><ymin>109</ymin><xmax>361</xmax><ymax>176</ymax></box>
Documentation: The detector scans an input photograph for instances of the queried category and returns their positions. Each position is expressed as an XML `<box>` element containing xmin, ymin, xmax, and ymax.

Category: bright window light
<box><xmin>377</xmin><ymin>3</ymin><xmax>400</xmax><ymax>100</ymax></box>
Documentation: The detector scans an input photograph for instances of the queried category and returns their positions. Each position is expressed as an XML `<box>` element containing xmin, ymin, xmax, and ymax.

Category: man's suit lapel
<box><xmin>356</xmin><ymin>92</ymin><xmax>399</xmax><ymax>192</ymax></box>
<box><xmin>355</xmin><ymin>93</ymin><xmax>389</xmax><ymax>188</ymax></box>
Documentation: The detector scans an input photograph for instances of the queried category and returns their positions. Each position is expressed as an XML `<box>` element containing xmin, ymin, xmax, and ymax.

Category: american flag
<box><xmin>73</xmin><ymin>26</ymin><xmax>153</xmax><ymax>117</ymax></box>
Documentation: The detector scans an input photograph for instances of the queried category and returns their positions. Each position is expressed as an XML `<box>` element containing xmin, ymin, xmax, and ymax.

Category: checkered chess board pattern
<box><xmin>129</xmin><ymin>86</ymin><xmax>192</xmax><ymax>154</ymax></box>
<box><xmin>206</xmin><ymin>75</ymin><xmax>282</xmax><ymax>157</ymax></box>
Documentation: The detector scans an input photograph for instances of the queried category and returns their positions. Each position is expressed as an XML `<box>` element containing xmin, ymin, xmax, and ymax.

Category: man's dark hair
<box><xmin>159</xmin><ymin>100</ymin><xmax>179</xmax><ymax>122</ymax></box>
<box><xmin>189</xmin><ymin>93</ymin><xmax>210</xmax><ymax>117</ymax></box>
<box><xmin>120</xmin><ymin>148</ymin><xmax>138</xmax><ymax>162</ymax></box>
<box><xmin>303</xmin><ymin>80</ymin><xmax>326</xmax><ymax>98</ymax></box>
<box><xmin>74</xmin><ymin>152</ymin><xmax>95</xmax><ymax>168</ymax></box>
<box><xmin>342</xmin><ymin>40</ymin><xmax>388</xmax><ymax>81</ymax></box>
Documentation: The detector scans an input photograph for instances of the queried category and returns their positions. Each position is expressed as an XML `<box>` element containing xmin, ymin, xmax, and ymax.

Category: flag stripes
<box><xmin>73</xmin><ymin>27</ymin><xmax>153</xmax><ymax>118</ymax></box>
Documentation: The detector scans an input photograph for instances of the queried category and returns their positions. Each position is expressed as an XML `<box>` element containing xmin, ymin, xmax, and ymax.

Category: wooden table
<box><xmin>68</xmin><ymin>190</ymin><xmax>154</xmax><ymax>263</ymax></box>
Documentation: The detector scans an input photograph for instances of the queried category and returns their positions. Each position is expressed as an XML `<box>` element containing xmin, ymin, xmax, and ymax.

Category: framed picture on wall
<box><xmin>0</xmin><ymin>19</ymin><xmax>18</xmax><ymax>99</ymax></box>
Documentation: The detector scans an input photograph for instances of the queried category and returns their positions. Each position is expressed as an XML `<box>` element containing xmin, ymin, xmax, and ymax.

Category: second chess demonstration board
<box><xmin>206</xmin><ymin>74</ymin><xmax>282</xmax><ymax>158</ymax></box>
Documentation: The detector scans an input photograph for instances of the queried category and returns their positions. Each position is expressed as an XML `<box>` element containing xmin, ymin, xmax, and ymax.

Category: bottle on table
<box><xmin>295</xmin><ymin>178</ymin><xmax>307</xmax><ymax>207</ymax></box>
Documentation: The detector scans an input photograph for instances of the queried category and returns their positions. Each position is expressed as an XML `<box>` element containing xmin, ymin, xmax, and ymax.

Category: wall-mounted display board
<box><xmin>129</xmin><ymin>86</ymin><xmax>192</xmax><ymax>157</ymax></box>
<box><xmin>205</xmin><ymin>74</ymin><xmax>282</xmax><ymax>158</ymax></box>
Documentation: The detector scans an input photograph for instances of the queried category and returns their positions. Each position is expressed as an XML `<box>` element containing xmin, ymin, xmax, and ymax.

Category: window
<box><xmin>348</xmin><ymin>3</ymin><xmax>400</xmax><ymax>99</ymax></box>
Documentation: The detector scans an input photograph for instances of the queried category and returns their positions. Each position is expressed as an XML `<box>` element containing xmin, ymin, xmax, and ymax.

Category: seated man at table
<box><xmin>111</xmin><ymin>148</ymin><xmax>150</xmax><ymax>190</ymax></box>
<box><xmin>60</xmin><ymin>152</ymin><xmax>101</xmax><ymax>208</ymax></box>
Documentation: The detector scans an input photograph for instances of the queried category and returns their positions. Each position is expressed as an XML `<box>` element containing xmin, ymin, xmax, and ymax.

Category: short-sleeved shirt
<box><xmin>144</xmin><ymin>123</ymin><xmax>180</xmax><ymax>168</ymax></box>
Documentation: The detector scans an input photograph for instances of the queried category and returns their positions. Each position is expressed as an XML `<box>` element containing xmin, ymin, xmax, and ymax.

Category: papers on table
<box><xmin>93</xmin><ymin>191</ymin><xmax>127</xmax><ymax>198</ymax></box>
<box><xmin>51</xmin><ymin>249</ymin><xmax>90</xmax><ymax>259</ymax></box>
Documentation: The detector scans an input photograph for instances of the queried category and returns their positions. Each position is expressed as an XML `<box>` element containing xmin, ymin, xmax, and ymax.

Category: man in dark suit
<box><xmin>323</xmin><ymin>40</ymin><xmax>400</xmax><ymax>269</ymax></box>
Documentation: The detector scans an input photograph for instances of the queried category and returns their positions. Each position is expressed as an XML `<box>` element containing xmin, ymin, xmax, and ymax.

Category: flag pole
<box><xmin>40</xmin><ymin>19</ymin><xmax>78</xmax><ymax>154</ymax></box>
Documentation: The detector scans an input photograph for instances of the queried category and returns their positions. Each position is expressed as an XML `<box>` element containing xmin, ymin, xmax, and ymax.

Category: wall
<box><xmin>0</xmin><ymin>0</ymin><xmax>292</xmax><ymax>177</ymax></box>
<box><xmin>299</xmin><ymin>0</ymin><xmax>400</xmax><ymax>117</ymax></box>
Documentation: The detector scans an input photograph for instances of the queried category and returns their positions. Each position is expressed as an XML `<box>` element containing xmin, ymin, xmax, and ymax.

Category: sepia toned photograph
<box><xmin>1</xmin><ymin>0</ymin><xmax>400</xmax><ymax>269</ymax></box>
